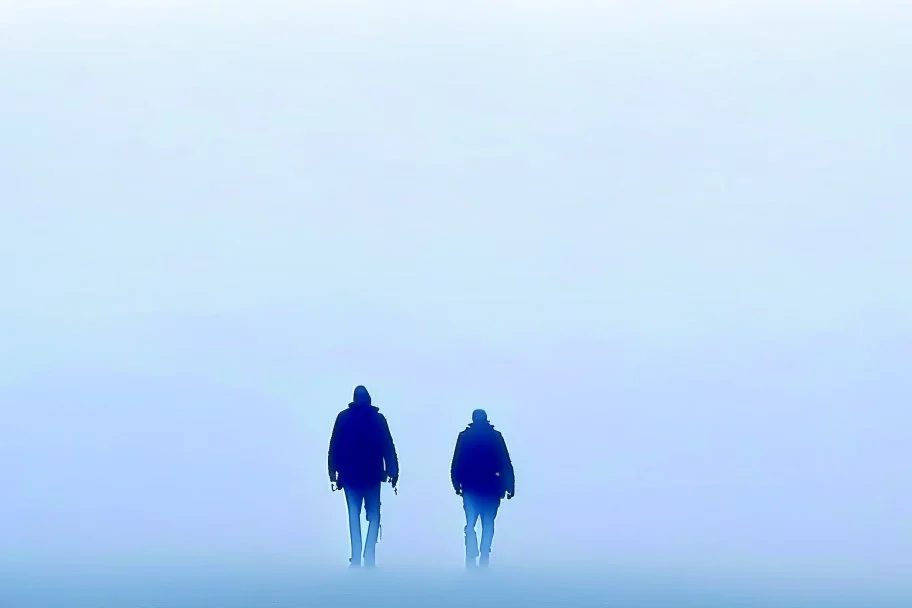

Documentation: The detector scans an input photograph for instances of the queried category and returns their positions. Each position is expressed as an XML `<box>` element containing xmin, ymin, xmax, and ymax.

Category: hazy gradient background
<box><xmin>2</xmin><ymin>0</ymin><xmax>910</xmax><ymax>598</ymax></box>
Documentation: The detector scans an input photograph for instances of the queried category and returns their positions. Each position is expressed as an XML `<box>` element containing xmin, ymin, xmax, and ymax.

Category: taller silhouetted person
<box><xmin>328</xmin><ymin>385</ymin><xmax>399</xmax><ymax>568</ymax></box>
<box><xmin>450</xmin><ymin>409</ymin><xmax>515</xmax><ymax>568</ymax></box>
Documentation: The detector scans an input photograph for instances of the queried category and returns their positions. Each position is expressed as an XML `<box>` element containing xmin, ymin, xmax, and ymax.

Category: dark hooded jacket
<box><xmin>328</xmin><ymin>388</ymin><xmax>399</xmax><ymax>490</ymax></box>
<box><xmin>450</xmin><ymin>420</ymin><xmax>514</xmax><ymax>499</ymax></box>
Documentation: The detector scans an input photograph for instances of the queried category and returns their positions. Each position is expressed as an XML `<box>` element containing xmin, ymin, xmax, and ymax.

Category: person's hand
<box><xmin>455</xmin><ymin>487</ymin><xmax>463</xmax><ymax>496</ymax></box>
<box><xmin>505</xmin><ymin>490</ymin><xmax>514</xmax><ymax>500</ymax></box>
<box><xmin>331</xmin><ymin>480</ymin><xmax>343</xmax><ymax>492</ymax></box>
<box><xmin>389</xmin><ymin>475</ymin><xmax>399</xmax><ymax>488</ymax></box>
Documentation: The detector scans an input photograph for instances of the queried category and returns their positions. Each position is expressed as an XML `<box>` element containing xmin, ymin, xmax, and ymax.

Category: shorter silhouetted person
<box><xmin>450</xmin><ymin>409</ymin><xmax>515</xmax><ymax>568</ymax></box>
<box><xmin>328</xmin><ymin>385</ymin><xmax>399</xmax><ymax>568</ymax></box>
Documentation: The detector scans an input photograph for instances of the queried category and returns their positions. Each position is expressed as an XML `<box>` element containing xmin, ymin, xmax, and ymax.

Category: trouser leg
<box><xmin>363</xmin><ymin>483</ymin><xmax>382</xmax><ymax>567</ymax></box>
<box><xmin>463</xmin><ymin>495</ymin><xmax>481</xmax><ymax>562</ymax></box>
<box><xmin>344</xmin><ymin>488</ymin><xmax>363</xmax><ymax>565</ymax></box>
<box><xmin>479</xmin><ymin>498</ymin><xmax>500</xmax><ymax>556</ymax></box>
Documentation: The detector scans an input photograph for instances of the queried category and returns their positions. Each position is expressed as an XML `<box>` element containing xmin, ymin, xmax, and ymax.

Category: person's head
<box><xmin>471</xmin><ymin>409</ymin><xmax>488</xmax><ymax>424</ymax></box>
<box><xmin>352</xmin><ymin>385</ymin><xmax>371</xmax><ymax>406</ymax></box>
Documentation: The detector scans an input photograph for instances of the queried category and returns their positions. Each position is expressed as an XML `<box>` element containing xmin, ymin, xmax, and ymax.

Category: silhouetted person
<box><xmin>450</xmin><ymin>409</ymin><xmax>514</xmax><ymax>568</ymax></box>
<box><xmin>328</xmin><ymin>385</ymin><xmax>399</xmax><ymax>568</ymax></box>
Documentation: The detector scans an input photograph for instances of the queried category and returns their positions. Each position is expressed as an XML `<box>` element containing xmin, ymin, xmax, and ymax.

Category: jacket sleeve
<box><xmin>450</xmin><ymin>432</ymin><xmax>463</xmax><ymax>492</ymax></box>
<box><xmin>498</xmin><ymin>432</ymin><xmax>515</xmax><ymax>494</ymax></box>
<box><xmin>328</xmin><ymin>413</ymin><xmax>342</xmax><ymax>482</ymax></box>
<box><xmin>380</xmin><ymin>414</ymin><xmax>399</xmax><ymax>481</ymax></box>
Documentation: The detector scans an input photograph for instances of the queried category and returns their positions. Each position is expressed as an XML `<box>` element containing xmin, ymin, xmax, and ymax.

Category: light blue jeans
<box><xmin>344</xmin><ymin>483</ymin><xmax>381</xmax><ymax>566</ymax></box>
<box><xmin>463</xmin><ymin>493</ymin><xmax>501</xmax><ymax>560</ymax></box>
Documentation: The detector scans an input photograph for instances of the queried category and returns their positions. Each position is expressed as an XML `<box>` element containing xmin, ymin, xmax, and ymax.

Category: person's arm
<box><xmin>328</xmin><ymin>413</ymin><xmax>342</xmax><ymax>485</ymax></box>
<box><xmin>499</xmin><ymin>432</ymin><xmax>515</xmax><ymax>498</ymax></box>
<box><xmin>380</xmin><ymin>414</ymin><xmax>399</xmax><ymax>486</ymax></box>
<box><xmin>451</xmin><ymin>433</ymin><xmax>463</xmax><ymax>494</ymax></box>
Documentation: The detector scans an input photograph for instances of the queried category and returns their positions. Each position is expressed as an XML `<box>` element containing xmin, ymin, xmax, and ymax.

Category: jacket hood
<box><xmin>467</xmin><ymin>420</ymin><xmax>495</xmax><ymax>431</ymax></box>
<box><xmin>351</xmin><ymin>385</ymin><xmax>372</xmax><ymax>407</ymax></box>
<box><xmin>349</xmin><ymin>402</ymin><xmax>380</xmax><ymax>413</ymax></box>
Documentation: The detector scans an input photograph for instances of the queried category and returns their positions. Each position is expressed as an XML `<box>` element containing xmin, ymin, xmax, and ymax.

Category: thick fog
<box><xmin>2</xmin><ymin>0</ymin><xmax>910</xmax><ymax>593</ymax></box>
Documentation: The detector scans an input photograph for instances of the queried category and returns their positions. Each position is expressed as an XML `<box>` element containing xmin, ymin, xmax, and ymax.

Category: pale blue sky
<box><xmin>1</xmin><ymin>1</ymin><xmax>910</xmax><ymax>588</ymax></box>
